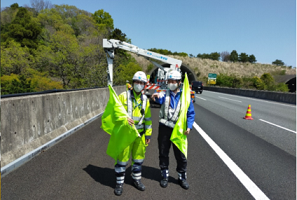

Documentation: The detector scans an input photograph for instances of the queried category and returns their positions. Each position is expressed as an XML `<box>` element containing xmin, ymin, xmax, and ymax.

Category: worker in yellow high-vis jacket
<box><xmin>114</xmin><ymin>71</ymin><xmax>152</xmax><ymax>196</ymax></box>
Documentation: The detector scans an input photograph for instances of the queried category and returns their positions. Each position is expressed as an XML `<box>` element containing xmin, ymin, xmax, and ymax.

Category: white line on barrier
<box><xmin>259</xmin><ymin>119</ymin><xmax>296</xmax><ymax>134</ymax></box>
<box><xmin>1</xmin><ymin>112</ymin><xmax>104</xmax><ymax>177</ymax></box>
<box><xmin>193</xmin><ymin>122</ymin><xmax>270</xmax><ymax>200</ymax></box>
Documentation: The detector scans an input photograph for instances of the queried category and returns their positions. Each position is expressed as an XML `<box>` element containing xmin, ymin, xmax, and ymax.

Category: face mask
<box><xmin>168</xmin><ymin>83</ymin><xmax>178</xmax><ymax>91</ymax></box>
<box><xmin>134</xmin><ymin>83</ymin><xmax>144</xmax><ymax>92</ymax></box>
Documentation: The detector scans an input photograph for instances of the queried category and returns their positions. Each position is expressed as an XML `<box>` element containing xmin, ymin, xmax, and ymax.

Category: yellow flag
<box><xmin>170</xmin><ymin>73</ymin><xmax>191</xmax><ymax>158</ymax></box>
<box><xmin>101</xmin><ymin>85</ymin><xmax>139</xmax><ymax>161</ymax></box>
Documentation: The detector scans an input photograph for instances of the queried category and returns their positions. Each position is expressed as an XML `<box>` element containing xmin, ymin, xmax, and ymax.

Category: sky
<box><xmin>2</xmin><ymin>0</ymin><xmax>296</xmax><ymax>67</ymax></box>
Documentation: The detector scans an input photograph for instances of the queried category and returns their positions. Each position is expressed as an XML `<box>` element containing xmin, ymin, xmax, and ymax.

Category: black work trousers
<box><xmin>158</xmin><ymin>123</ymin><xmax>187</xmax><ymax>173</ymax></box>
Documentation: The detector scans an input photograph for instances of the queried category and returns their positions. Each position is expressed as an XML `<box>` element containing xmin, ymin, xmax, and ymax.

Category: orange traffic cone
<box><xmin>243</xmin><ymin>105</ymin><xmax>253</xmax><ymax>120</ymax></box>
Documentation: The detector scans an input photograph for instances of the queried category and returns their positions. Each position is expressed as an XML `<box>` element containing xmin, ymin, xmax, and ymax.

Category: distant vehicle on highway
<box><xmin>192</xmin><ymin>81</ymin><xmax>203</xmax><ymax>94</ymax></box>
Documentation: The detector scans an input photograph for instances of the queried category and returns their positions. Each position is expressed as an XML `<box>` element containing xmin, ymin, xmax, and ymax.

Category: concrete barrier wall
<box><xmin>204</xmin><ymin>86</ymin><xmax>296</xmax><ymax>104</ymax></box>
<box><xmin>1</xmin><ymin>86</ymin><xmax>126</xmax><ymax>167</ymax></box>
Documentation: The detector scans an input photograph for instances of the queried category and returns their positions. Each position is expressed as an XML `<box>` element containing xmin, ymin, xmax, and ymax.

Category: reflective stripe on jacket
<box><xmin>159</xmin><ymin>90</ymin><xmax>181</xmax><ymax>128</ymax></box>
<box><xmin>155</xmin><ymin>89</ymin><xmax>195</xmax><ymax>129</ymax></box>
<box><xmin>119</xmin><ymin>90</ymin><xmax>152</xmax><ymax>139</ymax></box>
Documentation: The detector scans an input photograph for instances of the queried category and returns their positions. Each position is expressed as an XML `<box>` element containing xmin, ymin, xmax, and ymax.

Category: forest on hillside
<box><xmin>1</xmin><ymin>1</ymin><xmax>294</xmax><ymax>95</ymax></box>
<box><xmin>1</xmin><ymin>2</ymin><xmax>145</xmax><ymax>95</ymax></box>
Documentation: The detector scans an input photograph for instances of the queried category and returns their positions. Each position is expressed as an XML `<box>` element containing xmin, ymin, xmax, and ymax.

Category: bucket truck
<box><xmin>103</xmin><ymin>39</ymin><xmax>195</xmax><ymax>103</ymax></box>
<box><xmin>103</xmin><ymin>39</ymin><xmax>181</xmax><ymax>86</ymax></box>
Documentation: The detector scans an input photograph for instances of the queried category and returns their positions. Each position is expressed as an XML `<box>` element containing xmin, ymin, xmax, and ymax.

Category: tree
<box><xmin>221</xmin><ymin>51</ymin><xmax>230</xmax><ymax>62</ymax></box>
<box><xmin>252</xmin><ymin>76</ymin><xmax>265</xmax><ymax>90</ymax></box>
<box><xmin>1</xmin><ymin>40</ymin><xmax>33</xmax><ymax>75</ymax></box>
<box><xmin>179</xmin><ymin>52</ymin><xmax>188</xmax><ymax>57</ymax></box>
<box><xmin>92</xmin><ymin>9</ymin><xmax>114</xmax><ymax>32</ymax></box>
<box><xmin>197</xmin><ymin>53</ymin><xmax>209</xmax><ymax>59</ymax></box>
<box><xmin>113</xmin><ymin>62</ymin><xmax>142</xmax><ymax>85</ymax></box>
<box><xmin>109</xmin><ymin>28</ymin><xmax>130</xmax><ymax>43</ymax></box>
<box><xmin>48</xmin><ymin>31</ymin><xmax>79</xmax><ymax>88</ymax></box>
<box><xmin>33</xmin><ymin>44</ymin><xmax>54</xmax><ymax>72</ymax></box>
<box><xmin>209</xmin><ymin>52</ymin><xmax>220</xmax><ymax>61</ymax></box>
<box><xmin>229</xmin><ymin>50</ymin><xmax>238</xmax><ymax>62</ymax></box>
<box><xmin>0</xmin><ymin>5</ymin><xmax>20</xmax><ymax>42</ymax></box>
<box><xmin>272</xmin><ymin>59</ymin><xmax>284</xmax><ymax>66</ymax></box>
<box><xmin>37</xmin><ymin>7</ymin><xmax>64</xmax><ymax>29</ymax></box>
<box><xmin>189</xmin><ymin>54</ymin><xmax>194</xmax><ymax>58</ymax></box>
<box><xmin>239</xmin><ymin>53</ymin><xmax>249</xmax><ymax>63</ymax></box>
<box><xmin>30</xmin><ymin>0</ymin><xmax>53</xmax><ymax>14</ymax></box>
<box><xmin>1</xmin><ymin>7</ymin><xmax>42</xmax><ymax>49</ymax></box>
<box><xmin>260</xmin><ymin>73</ymin><xmax>274</xmax><ymax>89</ymax></box>
<box><xmin>71</xmin><ymin>14</ymin><xmax>97</xmax><ymax>37</ymax></box>
<box><xmin>197</xmin><ymin>52</ymin><xmax>219</xmax><ymax>60</ymax></box>
<box><xmin>248</xmin><ymin>54</ymin><xmax>256</xmax><ymax>63</ymax></box>
<box><xmin>1</xmin><ymin>74</ymin><xmax>35</xmax><ymax>94</ymax></box>
<box><xmin>10</xmin><ymin>3</ymin><xmax>19</xmax><ymax>9</ymax></box>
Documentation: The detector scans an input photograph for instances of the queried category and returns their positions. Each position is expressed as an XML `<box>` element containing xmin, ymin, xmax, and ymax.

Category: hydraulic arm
<box><xmin>103</xmin><ymin>39</ymin><xmax>182</xmax><ymax>86</ymax></box>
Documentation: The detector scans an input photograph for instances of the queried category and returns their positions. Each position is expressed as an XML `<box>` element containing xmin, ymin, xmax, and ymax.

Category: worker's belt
<box><xmin>159</xmin><ymin>119</ymin><xmax>175</xmax><ymax>128</ymax></box>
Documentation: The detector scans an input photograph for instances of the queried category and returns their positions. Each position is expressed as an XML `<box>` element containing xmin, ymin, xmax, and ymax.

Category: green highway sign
<box><xmin>208</xmin><ymin>73</ymin><xmax>217</xmax><ymax>84</ymax></box>
<box><xmin>208</xmin><ymin>73</ymin><xmax>217</xmax><ymax>78</ymax></box>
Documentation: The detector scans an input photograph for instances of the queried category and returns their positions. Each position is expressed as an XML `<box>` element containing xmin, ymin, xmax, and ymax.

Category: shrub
<box><xmin>216</xmin><ymin>74</ymin><xmax>234</xmax><ymax>87</ymax></box>
<box><xmin>242</xmin><ymin>77</ymin><xmax>255</xmax><ymax>89</ymax></box>
<box><xmin>1</xmin><ymin>68</ymin><xmax>63</xmax><ymax>95</ymax></box>
<box><xmin>232</xmin><ymin>77</ymin><xmax>243</xmax><ymax>88</ymax></box>
<box><xmin>260</xmin><ymin>73</ymin><xmax>274</xmax><ymax>88</ymax></box>
<box><xmin>252</xmin><ymin>76</ymin><xmax>265</xmax><ymax>90</ymax></box>
<box><xmin>274</xmin><ymin>83</ymin><xmax>289</xmax><ymax>92</ymax></box>
<box><xmin>1</xmin><ymin>74</ymin><xmax>35</xmax><ymax>95</ymax></box>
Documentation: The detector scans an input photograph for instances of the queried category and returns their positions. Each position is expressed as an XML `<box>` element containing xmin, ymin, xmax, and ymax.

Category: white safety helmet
<box><xmin>132</xmin><ymin>71</ymin><xmax>147</xmax><ymax>83</ymax></box>
<box><xmin>167</xmin><ymin>70</ymin><xmax>181</xmax><ymax>80</ymax></box>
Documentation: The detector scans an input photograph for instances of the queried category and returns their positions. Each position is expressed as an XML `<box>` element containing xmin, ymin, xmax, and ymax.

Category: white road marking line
<box><xmin>205</xmin><ymin>91</ymin><xmax>295</xmax><ymax>108</ymax></box>
<box><xmin>195</xmin><ymin>96</ymin><xmax>206</xmax><ymax>100</ymax></box>
<box><xmin>259</xmin><ymin>119</ymin><xmax>296</xmax><ymax>134</ymax></box>
<box><xmin>193</xmin><ymin>122</ymin><xmax>270</xmax><ymax>200</ymax></box>
<box><xmin>219</xmin><ymin>96</ymin><xmax>242</xmax><ymax>102</ymax></box>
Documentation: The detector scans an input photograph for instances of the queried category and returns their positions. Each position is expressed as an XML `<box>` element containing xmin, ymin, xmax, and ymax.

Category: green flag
<box><xmin>101</xmin><ymin>85</ymin><xmax>139</xmax><ymax>161</ymax></box>
<box><xmin>170</xmin><ymin>73</ymin><xmax>191</xmax><ymax>158</ymax></box>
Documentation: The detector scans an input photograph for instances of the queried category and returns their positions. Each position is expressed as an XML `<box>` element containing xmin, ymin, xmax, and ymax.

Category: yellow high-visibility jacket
<box><xmin>119</xmin><ymin>90</ymin><xmax>152</xmax><ymax>139</ymax></box>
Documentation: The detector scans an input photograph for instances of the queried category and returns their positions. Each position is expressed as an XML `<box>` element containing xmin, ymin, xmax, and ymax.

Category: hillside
<box><xmin>130</xmin><ymin>53</ymin><xmax>296</xmax><ymax>81</ymax></box>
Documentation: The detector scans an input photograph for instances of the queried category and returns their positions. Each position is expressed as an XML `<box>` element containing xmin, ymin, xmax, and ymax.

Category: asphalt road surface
<box><xmin>2</xmin><ymin>91</ymin><xmax>296</xmax><ymax>200</ymax></box>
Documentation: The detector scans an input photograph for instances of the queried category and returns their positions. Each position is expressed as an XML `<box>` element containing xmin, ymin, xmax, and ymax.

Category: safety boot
<box><xmin>132</xmin><ymin>179</ymin><xmax>145</xmax><ymax>191</ymax></box>
<box><xmin>114</xmin><ymin>183</ymin><xmax>123</xmax><ymax>196</ymax></box>
<box><xmin>160</xmin><ymin>169</ymin><xmax>169</xmax><ymax>188</ymax></box>
<box><xmin>178</xmin><ymin>179</ymin><xmax>189</xmax><ymax>190</ymax></box>
<box><xmin>131</xmin><ymin>172</ymin><xmax>145</xmax><ymax>191</ymax></box>
<box><xmin>178</xmin><ymin>172</ymin><xmax>189</xmax><ymax>190</ymax></box>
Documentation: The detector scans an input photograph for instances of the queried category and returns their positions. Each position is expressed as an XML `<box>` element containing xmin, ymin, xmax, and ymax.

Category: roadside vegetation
<box><xmin>1</xmin><ymin>2</ymin><xmax>141</xmax><ymax>95</ymax></box>
<box><xmin>176</xmin><ymin>56</ymin><xmax>294</xmax><ymax>92</ymax></box>
<box><xmin>1</xmin><ymin>1</ymin><xmax>295</xmax><ymax>95</ymax></box>
<box><xmin>132</xmin><ymin>54</ymin><xmax>294</xmax><ymax>92</ymax></box>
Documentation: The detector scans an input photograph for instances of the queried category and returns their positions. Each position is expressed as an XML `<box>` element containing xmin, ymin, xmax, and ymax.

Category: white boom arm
<box><xmin>103</xmin><ymin>39</ymin><xmax>182</xmax><ymax>86</ymax></box>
